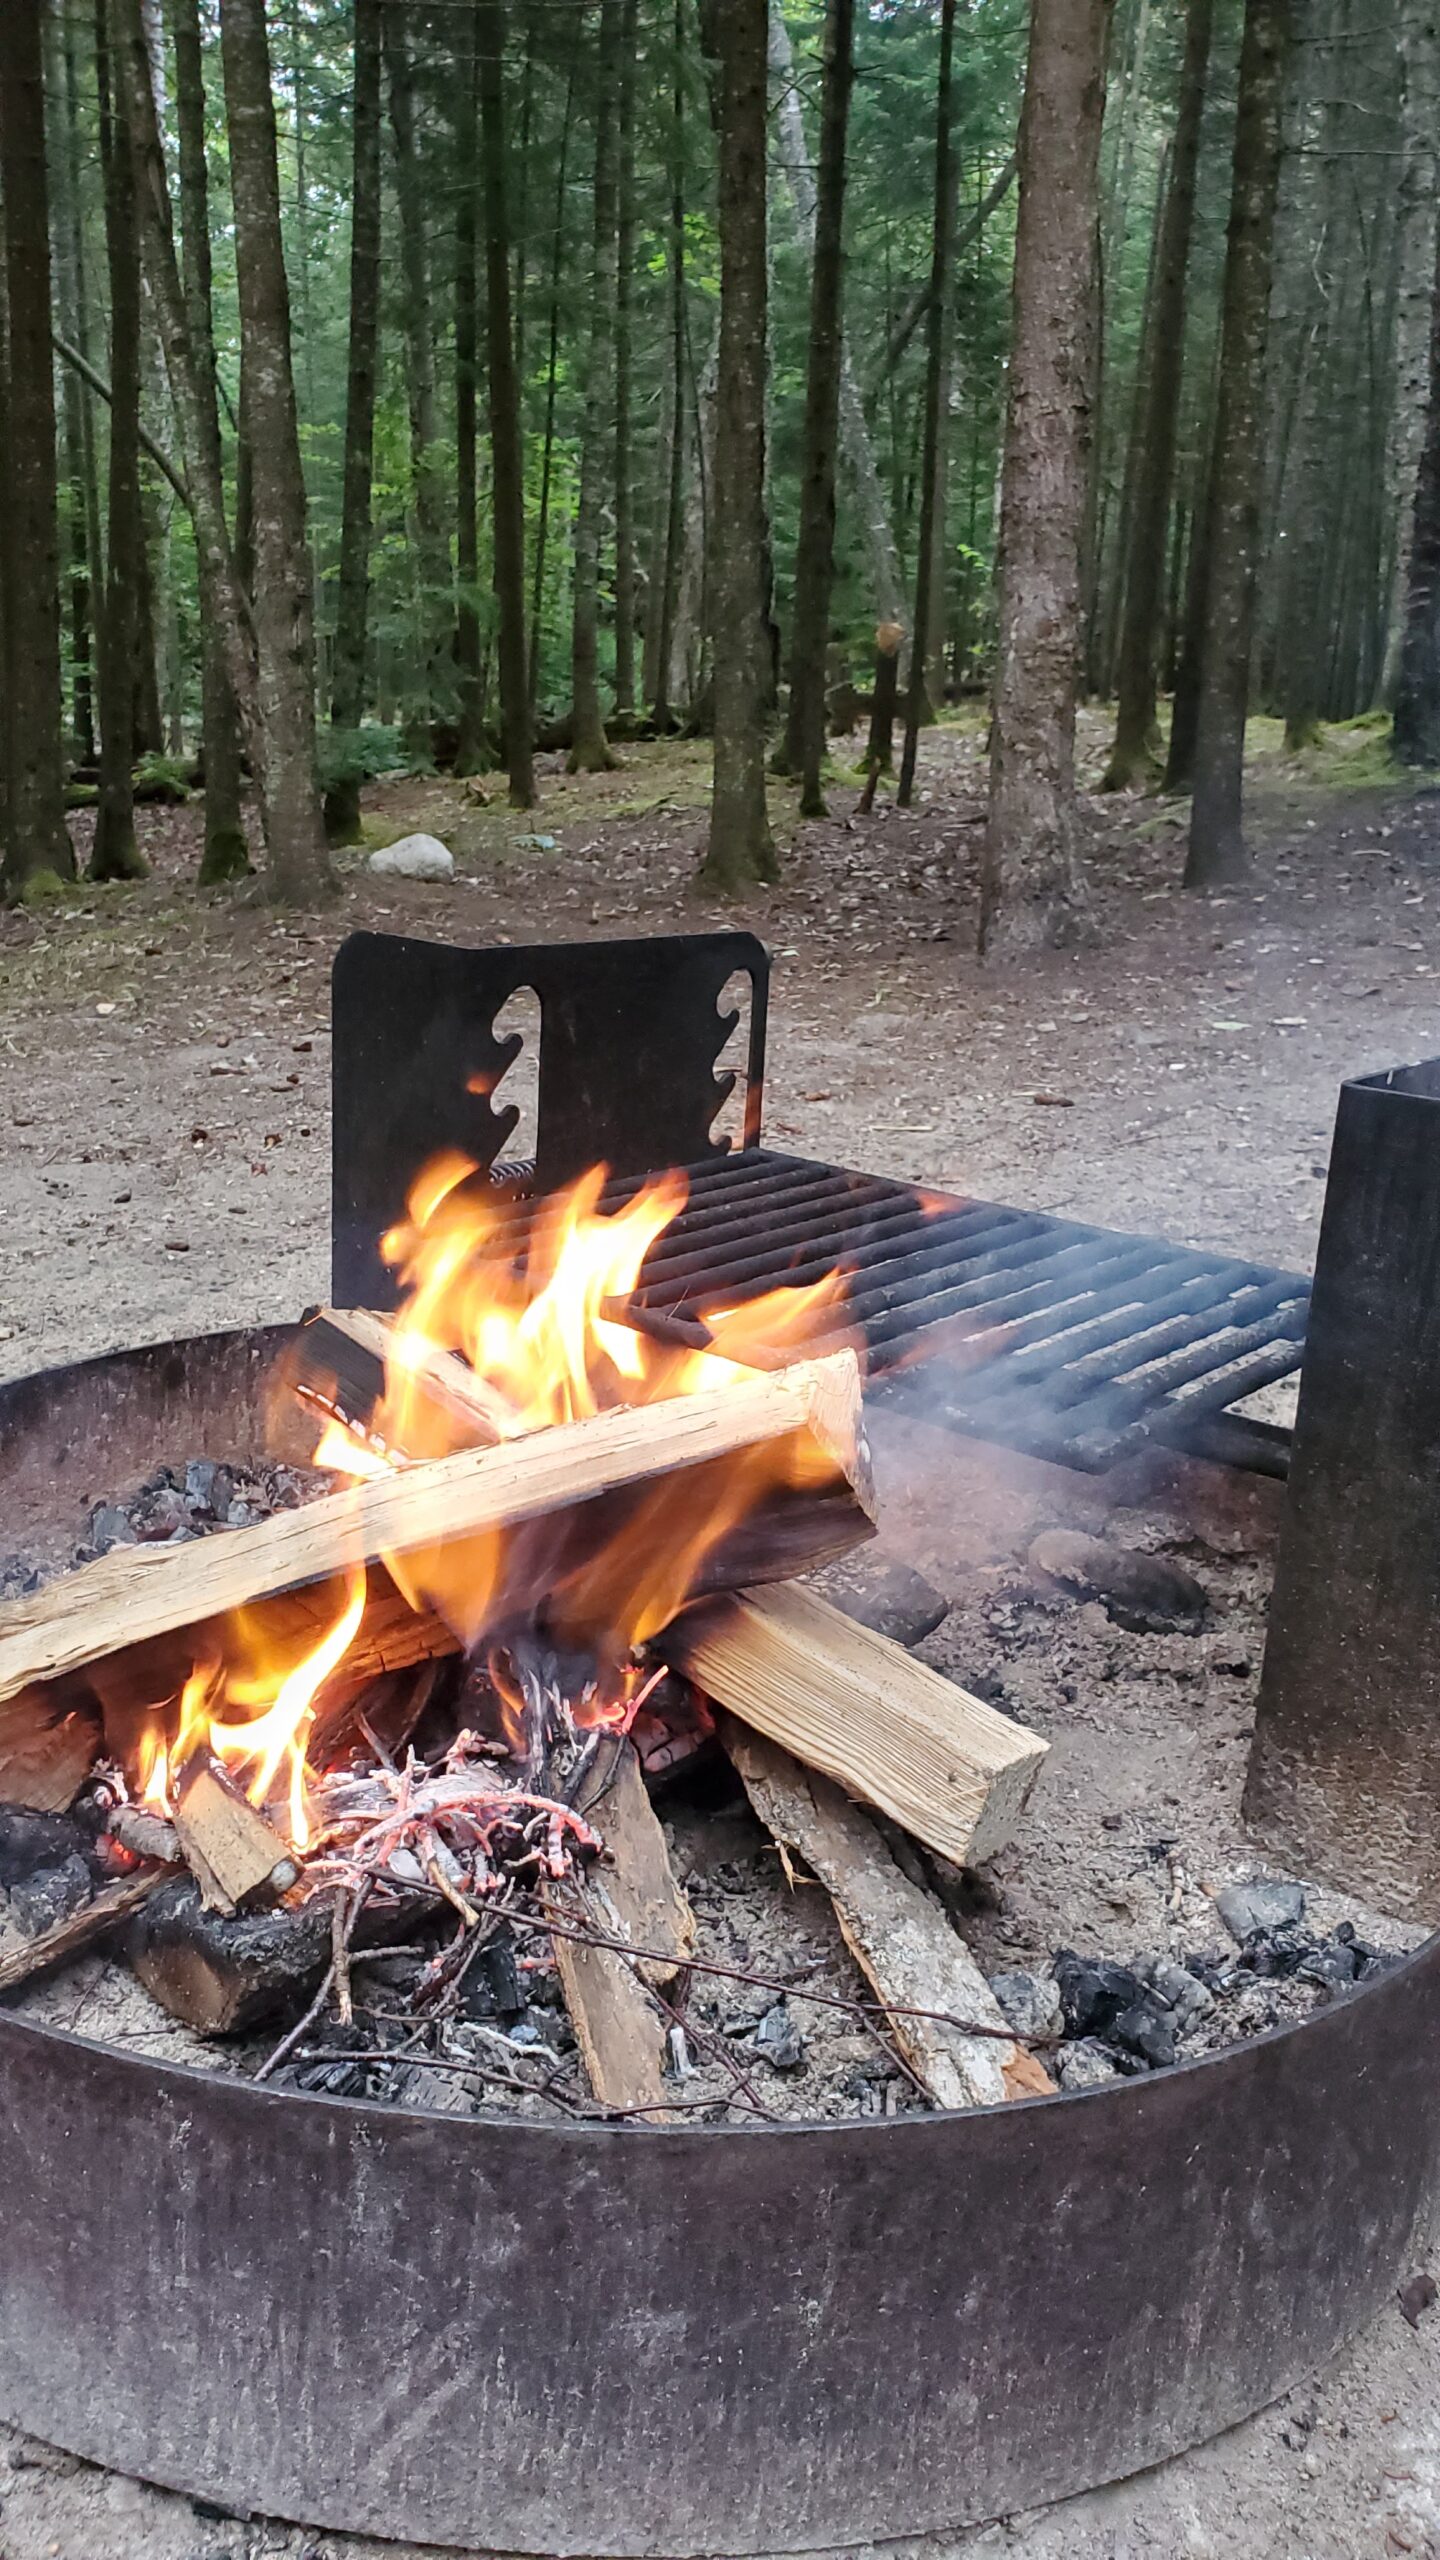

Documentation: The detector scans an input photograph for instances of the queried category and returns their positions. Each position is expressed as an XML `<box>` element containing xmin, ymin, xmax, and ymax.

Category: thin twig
<box><xmin>256</xmin><ymin>1884</ymin><xmax>370</xmax><ymax>2083</ymax></box>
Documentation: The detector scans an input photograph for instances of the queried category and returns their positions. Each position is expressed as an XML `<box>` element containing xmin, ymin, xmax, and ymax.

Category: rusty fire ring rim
<box><xmin>0</xmin><ymin>1324</ymin><xmax>1435</xmax><ymax>2557</ymax></box>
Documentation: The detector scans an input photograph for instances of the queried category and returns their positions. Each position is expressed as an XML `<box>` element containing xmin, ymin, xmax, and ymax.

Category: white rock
<box><xmin>367</xmin><ymin>832</ymin><xmax>454</xmax><ymax>881</ymax></box>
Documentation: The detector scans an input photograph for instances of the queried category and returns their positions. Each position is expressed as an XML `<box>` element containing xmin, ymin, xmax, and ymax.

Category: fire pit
<box><xmin>0</xmin><ymin>932</ymin><xmax>1434</xmax><ymax>2557</ymax></box>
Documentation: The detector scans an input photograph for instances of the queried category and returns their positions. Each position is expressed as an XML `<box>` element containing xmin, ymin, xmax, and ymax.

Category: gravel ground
<box><xmin>1</xmin><ymin>722</ymin><xmax>1438</xmax><ymax>2559</ymax></box>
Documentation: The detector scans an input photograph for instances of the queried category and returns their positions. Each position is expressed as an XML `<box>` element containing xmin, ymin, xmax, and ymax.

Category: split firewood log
<box><xmin>722</xmin><ymin>1722</ymin><xmax>1053</xmax><ymax>2106</ymax></box>
<box><xmin>0</xmin><ymin>1349</ymin><xmax>873</xmax><ymax>1725</ymax></box>
<box><xmin>667</xmin><ymin>1580</ymin><xmax>1046</xmax><ymax>1872</ymax></box>
<box><xmin>548</xmin><ymin>1739</ymin><xmax>695</xmax><ymax>2120</ymax></box>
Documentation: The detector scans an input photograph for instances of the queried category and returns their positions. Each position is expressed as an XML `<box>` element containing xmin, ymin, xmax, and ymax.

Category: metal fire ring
<box><xmin>0</xmin><ymin>1330</ymin><xmax>1436</xmax><ymax>2558</ymax></box>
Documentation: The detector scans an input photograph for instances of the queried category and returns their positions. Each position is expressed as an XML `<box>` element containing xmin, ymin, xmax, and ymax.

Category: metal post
<box><xmin>1247</xmin><ymin>1058</ymin><xmax>1440</xmax><ymax>1919</ymax></box>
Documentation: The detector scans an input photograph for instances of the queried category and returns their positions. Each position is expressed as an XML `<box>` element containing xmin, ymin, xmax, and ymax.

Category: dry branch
<box><xmin>669</xmin><ymin>1581</ymin><xmax>1045</xmax><ymax>1872</ymax></box>
<box><xmin>0</xmin><ymin>1351</ymin><xmax>871</xmax><ymax>1714</ymax></box>
<box><xmin>724</xmin><ymin>1721</ymin><xmax>1052</xmax><ymax>2107</ymax></box>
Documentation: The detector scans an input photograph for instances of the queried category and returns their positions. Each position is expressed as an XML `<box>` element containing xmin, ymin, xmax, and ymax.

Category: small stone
<box><xmin>752</xmin><ymin>1998</ymin><xmax>805</xmax><ymax>2071</ymax></box>
<box><xmin>989</xmin><ymin>1968</ymin><xmax>1063</xmax><ymax>2043</ymax></box>
<box><xmin>1054</xmin><ymin>1948</ymin><xmax>1145</xmax><ymax>2039</ymax></box>
<box><xmin>1398</xmin><ymin>2269</ymin><xmax>1437</xmax><ymax>2328</ymax></box>
<box><xmin>88</xmin><ymin>1502</ymin><xmax>138</xmax><ymax>1553</ymax></box>
<box><xmin>9</xmin><ymin>1853</ymin><xmax>92</xmax><ymax>1939</ymax></box>
<box><xmin>1215</xmin><ymin>1879</ymin><xmax>1306</xmax><ymax>1942</ymax></box>
<box><xmin>1056</xmin><ymin>2038</ymin><xmax>1121</xmax><ymax>2091</ymax></box>
<box><xmin>1109</xmin><ymin>1995</ymin><xmax>1177</xmax><ymax>2070</ymax></box>
<box><xmin>367</xmin><ymin>832</ymin><xmax>454</xmax><ymax>881</ymax></box>
<box><xmin>1027</xmin><ymin>1529</ymin><xmax>1210</xmax><ymax>1634</ymax></box>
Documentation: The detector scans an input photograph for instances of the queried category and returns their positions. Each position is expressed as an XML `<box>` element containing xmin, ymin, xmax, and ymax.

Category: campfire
<box><xmin>0</xmin><ymin>1147</ymin><xmax>1048</xmax><ymax>2119</ymax></box>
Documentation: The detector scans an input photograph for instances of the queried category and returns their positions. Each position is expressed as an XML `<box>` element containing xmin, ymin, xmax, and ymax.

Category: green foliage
<box><xmin>316</xmin><ymin>723</ymin><xmax>419</xmax><ymax>792</ymax></box>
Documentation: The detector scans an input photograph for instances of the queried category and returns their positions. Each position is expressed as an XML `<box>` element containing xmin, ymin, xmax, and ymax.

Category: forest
<box><xmin>0</xmin><ymin>0</ymin><xmax>1438</xmax><ymax>952</ymax></box>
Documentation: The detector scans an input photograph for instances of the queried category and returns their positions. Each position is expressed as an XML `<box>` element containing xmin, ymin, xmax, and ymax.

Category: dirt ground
<box><xmin>1</xmin><ymin>712</ymin><xmax>1439</xmax><ymax>2560</ymax></box>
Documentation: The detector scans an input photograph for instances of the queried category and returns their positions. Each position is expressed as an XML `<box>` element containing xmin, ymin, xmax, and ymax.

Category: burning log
<box><xmin>0</xmin><ymin>1351</ymin><xmax>871</xmax><ymax>1716</ymax></box>
<box><xmin>722</xmin><ymin>1723</ymin><xmax>1053</xmax><ymax>2107</ymax></box>
<box><xmin>292</xmin><ymin>1306</ymin><xmax>506</xmax><ymax>1454</ymax></box>
<box><xmin>667</xmin><ymin>1583</ymin><xmax>1046</xmax><ymax>1873</ymax></box>
<box><xmin>171</xmin><ymin>1758</ymin><xmax>301</xmax><ymax>1914</ymax></box>
<box><xmin>126</xmin><ymin>1877</ymin><xmax>419</xmax><ymax>2037</ymax></box>
<box><xmin>0</xmin><ymin>1693</ymin><xmax>102</xmax><ymax>1813</ymax></box>
<box><xmin>549</xmin><ymin>1742</ymin><xmax>692</xmax><ymax>2118</ymax></box>
<box><xmin>0</xmin><ymin>1863</ymin><xmax>173</xmax><ymax>1994</ymax></box>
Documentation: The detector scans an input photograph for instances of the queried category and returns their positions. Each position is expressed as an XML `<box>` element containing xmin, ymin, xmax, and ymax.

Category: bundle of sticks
<box><xmin>0</xmin><ymin>1320</ymin><xmax>1052</xmax><ymax>2116</ymax></box>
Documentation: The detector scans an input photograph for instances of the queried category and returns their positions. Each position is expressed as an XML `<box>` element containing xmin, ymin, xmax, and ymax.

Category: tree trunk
<box><xmin>612</xmin><ymin>0</ymin><xmax>639</xmax><ymax>716</ymax></box>
<box><xmin>169</xmin><ymin>0</ymin><xmax>249</xmax><ymax>879</ymax></box>
<box><xmin>768</xmin><ymin>1</ymin><xmax>905</xmax><ymax>638</ymax></box>
<box><xmin>92</xmin><ymin>0</ymin><xmax>146</xmax><ymax>882</ymax></box>
<box><xmin>697</xmin><ymin>0</ymin><xmax>776</xmax><ymax>888</ymax></box>
<box><xmin>979</xmin><ymin>0</ymin><xmax>1111</xmax><ymax>955</ymax></box>
<box><xmin>781</xmin><ymin>0</ymin><xmax>854</xmax><ymax>816</ymax></box>
<box><xmin>1394</xmin><ymin>212</ymin><xmax>1440</xmax><ymax>767</ymax></box>
<box><xmin>896</xmin><ymin>0</ymin><xmax>956</xmax><ymax>812</ymax></box>
<box><xmin>218</xmin><ymin>0</ymin><xmax>332</xmax><ymax>901</ymax></box>
<box><xmin>50</xmin><ymin>0</ymin><xmax>95</xmax><ymax>769</ymax></box>
<box><xmin>1104</xmin><ymin>0</ymin><xmax>1215</xmax><ymax>789</ymax></box>
<box><xmin>384</xmin><ymin>4</ymin><xmax>453</xmax><ymax>739</ymax></box>
<box><xmin>569</xmin><ymin>0</ymin><xmax>621</xmax><ymax>774</ymax></box>
<box><xmin>0</xmin><ymin>0</ymin><xmax>74</xmax><ymax>893</ymax></box>
<box><xmin>478</xmin><ymin>0</ymin><xmax>536</xmax><ymax>808</ymax></box>
<box><xmin>1184</xmin><ymin>0</ymin><xmax>1292</xmax><ymax>890</ymax></box>
<box><xmin>649</xmin><ymin>0</ymin><xmax>688</xmax><ymax>727</ymax></box>
<box><xmin>324</xmin><ymin>0</ymin><xmax>382</xmax><ymax>846</ymax></box>
<box><xmin>527</xmin><ymin>60</ymin><xmax>576</xmax><ymax>715</ymax></box>
<box><xmin>453</xmin><ymin>2</ymin><xmax>486</xmax><ymax>775</ymax></box>
<box><xmin>1381</xmin><ymin>0</ymin><xmax>1440</xmax><ymax>704</ymax></box>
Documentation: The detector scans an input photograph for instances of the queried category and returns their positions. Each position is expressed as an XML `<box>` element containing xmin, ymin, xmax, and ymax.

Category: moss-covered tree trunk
<box><xmin>782</xmin><ymin>0</ymin><xmax>854</xmax><ymax>818</ymax></box>
<box><xmin>1104</xmin><ymin>0</ymin><xmax>1214</xmax><ymax>790</ymax></box>
<box><xmin>979</xmin><ymin>0</ymin><xmax>1111</xmax><ymax>954</ymax></box>
<box><xmin>1394</xmin><ymin>212</ymin><xmax>1440</xmax><ymax>768</ymax></box>
<box><xmin>697</xmin><ymin>0</ymin><xmax>776</xmax><ymax>888</ymax></box>
<box><xmin>325</xmin><ymin>0</ymin><xmax>382</xmax><ymax>846</ymax></box>
<box><xmin>169</xmin><ymin>0</ymin><xmax>250</xmax><ymax>879</ymax></box>
<box><xmin>568</xmin><ymin>0</ymin><xmax>621</xmax><ymax>775</ymax></box>
<box><xmin>92</xmin><ymin>0</ymin><xmax>147</xmax><ymax>883</ymax></box>
<box><xmin>0</xmin><ymin>0</ymin><xmax>75</xmax><ymax>894</ymax></box>
<box><xmin>218</xmin><ymin>0</ymin><xmax>332</xmax><ymax>901</ymax></box>
<box><xmin>478</xmin><ymin>0</ymin><xmax>536</xmax><ymax>807</ymax></box>
<box><xmin>1185</xmin><ymin>0</ymin><xmax>1292</xmax><ymax>888</ymax></box>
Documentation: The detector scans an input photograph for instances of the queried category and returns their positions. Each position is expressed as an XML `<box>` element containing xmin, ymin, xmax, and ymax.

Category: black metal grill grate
<box><xmin>490</xmin><ymin>1149</ymin><xmax>1309</xmax><ymax>1476</ymax></box>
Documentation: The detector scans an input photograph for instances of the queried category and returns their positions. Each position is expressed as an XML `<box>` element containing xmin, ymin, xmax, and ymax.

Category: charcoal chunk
<box><xmin>9</xmin><ymin>1854</ymin><xmax>92</xmax><ymax>1939</ymax></box>
<box><xmin>752</xmin><ymin>1998</ymin><xmax>805</xmax><ymax>2071</ymax></box>
<box><xmin>1297</xmin><ymin>1941</ymin><xmax>1359</xmax><ymax>1996</ymax></box>
<box><xmin>989</xmin><ymin>1968</ymin><xmax>1063</xmax><ymax>2043</ymax></box>
<box><xmin>1027</xmin><ymin>1530</ymin><xmax>1210</xmax><ymax>1634</ymax></box>
<box><xmin>1054</xmin><ymin>1949</ymin><xmax>1145</xmax><ymax>2040</ymax></box>
<box><xmin>88</xmin><ymin>1503</ymin><xmax>138</xmax><ymax>1554</ymax></box>
<box><xmin>184</xmin><ymin>1459</ymin><xmax>236</xmax><ymax>1519</ymax></box>
<box><xmin>1109</xmin><ymin>1996</ymin><xmax>1177</xmax><ymax>2070</ymax></box>
<box><xmin>1056</xmin><ymin>2039</ymin><xmax>1121</xmax><ymax>2091</ymax></box>
<box><xmin>0</xmin><ymin>1806</ymin><xmax>88</xmax><ymax>1888</ymax></box>
<box><xmin>837</xmin><ymin>1560</ymin><xmax>951</xmax><ymax>1650</ymax></box>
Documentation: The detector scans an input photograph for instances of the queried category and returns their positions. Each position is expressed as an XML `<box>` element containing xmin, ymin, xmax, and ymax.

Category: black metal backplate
<box><xmin>331</xmin><ymin>931</ymin><xmax>769</xmax><ymax>1309</ymax></box>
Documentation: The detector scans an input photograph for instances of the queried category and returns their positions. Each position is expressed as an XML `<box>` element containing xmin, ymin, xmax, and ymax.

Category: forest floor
<box><xmin>1</xmin><ymin>706</ymin><xmax>1439</xmax><ymax>2559</ymax></box>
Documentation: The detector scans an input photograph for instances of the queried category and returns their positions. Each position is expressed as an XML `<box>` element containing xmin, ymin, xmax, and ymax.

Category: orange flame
<box><xmin>130</xmin><ymin>1154</ymin><xmax>851</xmax><ymax>1850</ymax></box>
